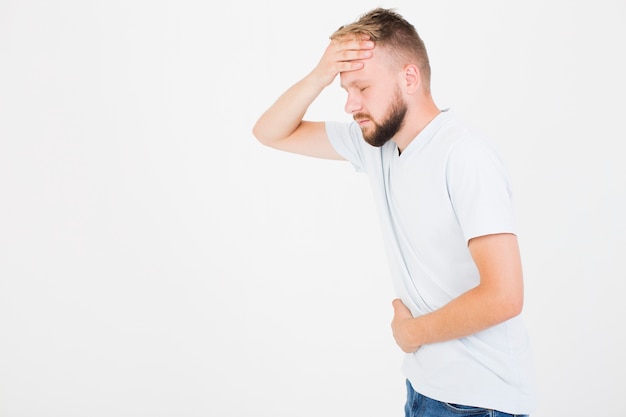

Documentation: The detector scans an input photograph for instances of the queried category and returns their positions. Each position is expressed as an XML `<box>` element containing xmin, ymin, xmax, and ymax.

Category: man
<box><xmin>253</xmin><ymin>7</ymin><xmax>536</xmax><ymax>417</ymax></box>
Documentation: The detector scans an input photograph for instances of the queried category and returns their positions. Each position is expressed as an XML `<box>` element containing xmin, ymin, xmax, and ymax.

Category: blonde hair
<box><xmin>331</xmin><ymin>8</ymin><xmax>431</xmax><ymax>89</ymax></box>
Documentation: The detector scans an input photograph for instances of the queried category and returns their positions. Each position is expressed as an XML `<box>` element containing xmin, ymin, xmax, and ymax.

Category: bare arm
<box><xmin>252</xmin><ymin>35</ymin><xmax>374</xmax><ymax>160</ymax></box>
<box><xmin>391</xmin><ymin>233</ymin><xmax>524</xmax><ymax>352</ymax></box>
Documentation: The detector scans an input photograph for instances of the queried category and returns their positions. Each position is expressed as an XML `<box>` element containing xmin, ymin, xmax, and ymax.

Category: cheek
<box><xmin>367</xmin><ymin>94</ymin><xmax>388</xmax><ymax>118</ymax></box>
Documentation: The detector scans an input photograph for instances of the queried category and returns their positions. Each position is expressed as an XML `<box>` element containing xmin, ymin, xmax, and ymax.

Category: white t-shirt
<box><xmin>326</xmin><ymin>110</ymin><xmax>536</xmax><ymax>414</ymax></box>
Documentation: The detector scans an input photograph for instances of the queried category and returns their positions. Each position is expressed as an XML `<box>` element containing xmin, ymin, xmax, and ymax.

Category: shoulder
<box><xmin>437</xmin><ymin>113</ymin><xmax>503</xmax><ymax>165</ymax></box>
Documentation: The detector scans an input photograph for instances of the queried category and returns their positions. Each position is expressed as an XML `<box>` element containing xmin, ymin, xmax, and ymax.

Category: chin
<box><xmin>360</xmin><ymin>127</ymin><xmax>373</xmax><ymax>139</ymax></box>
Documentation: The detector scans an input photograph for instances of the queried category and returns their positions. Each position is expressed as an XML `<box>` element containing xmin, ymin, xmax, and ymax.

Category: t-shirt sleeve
<box><xmin>446</xmin><ymin>136</ymin><xmax>517</xmax><ymax>243</ymax></box>
<box><xmin>325</xmin><ymin>121</ymin><xmax>368</xmax><ymax>173</ymax></box>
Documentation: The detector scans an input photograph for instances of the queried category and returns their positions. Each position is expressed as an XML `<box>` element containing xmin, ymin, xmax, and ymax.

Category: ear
<box><xmin>403</xmin><ymin>64</ymin><xmax>421</xmax><ymax>94</ymax></box>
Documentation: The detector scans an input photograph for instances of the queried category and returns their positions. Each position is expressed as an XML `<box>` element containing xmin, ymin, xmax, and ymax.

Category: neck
<box><xmin>393</xmin><ymin>99</ymin><xmax>441</xmax><ymax>153</ymax></box>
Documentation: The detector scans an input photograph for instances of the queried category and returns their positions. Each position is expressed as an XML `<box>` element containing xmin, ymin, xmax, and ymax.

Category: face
<box><xmin>356</xmin><ymin>87</ymin><xmax>407</xmax><ymax>147</ymax></box>
<box><xmin>340</xmin><ymin>48</ymin><xmax>407</xmax><ymax>147</ymax></box>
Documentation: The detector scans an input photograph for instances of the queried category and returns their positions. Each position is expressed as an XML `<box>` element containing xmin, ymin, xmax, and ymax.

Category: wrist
<box><xmin>405</xmin><ymin>318</ymin><xmax>423</xmax><ymax>351</ymax></box>
<box><xmin>305</xmin><ymin>67</ymin><xmax>335</xmax><ymax>90</ymax></box>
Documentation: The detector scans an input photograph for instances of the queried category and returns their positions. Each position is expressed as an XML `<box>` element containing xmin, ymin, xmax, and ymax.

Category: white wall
<box><xmin>1</xmin><ymin>1</ymin><xmax>624</xmax><ymax>415</ymax></box>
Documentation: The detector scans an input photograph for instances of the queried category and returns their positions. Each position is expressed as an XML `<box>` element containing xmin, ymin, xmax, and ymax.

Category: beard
<box><xmin>355</xmin><ymin>90</ymin><xmax>407</xmax><ymax>147</ymax></box>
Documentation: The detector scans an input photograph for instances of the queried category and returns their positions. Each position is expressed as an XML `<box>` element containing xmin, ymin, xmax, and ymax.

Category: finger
<box><xmin>392</xmin><ymin>299</ymin><xmax>413</xmax><ymax>317</ymax></box>
<box><xmin>347</xmin><ymin>33</ymin><xmax>371</xmax><ymax>41</ymax></box>
<box><xmin>336</xmin><ymin>60</ymin><xmax>365</xmax><ymax>73</ymax></box>
<box><xmin>391</xmin><ymin>298</ymin><xmax>404</xmax><ymax>315</ymax></box>
<box><xmin>392</xmin><ymin>298</ymin><xmax>404</xmax><ymax>310</ymax></box>
<box><xmin>344</xmin><ymin>39</ymin><xmax>375</xmax><ymax>52</ymax></box>
<box><xmin>333</xmin><ymin>36</ymin><xmax>374</xmax><ymax>52</ymax></box>
<box><xmin>338</xmin><ymin>49</ymin><xmax>372</xmax><ymax>62</ymax></box>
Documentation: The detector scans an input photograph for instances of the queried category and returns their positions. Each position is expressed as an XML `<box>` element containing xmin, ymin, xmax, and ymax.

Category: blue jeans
<box><xmin>404</xmin><ymin>380</ymin><xmax>528</xmax><ymax>417</ymax></box>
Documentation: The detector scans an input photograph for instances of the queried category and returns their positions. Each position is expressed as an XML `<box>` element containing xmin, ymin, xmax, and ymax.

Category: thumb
<box><xmin>392</xmin><ymin>298</ymin><xmax>413</xmax><ymax>318</ymax></box>
<box><xmin>392</xmin><ymin>298</ymin><xmax>406</xmax><ymax>311</ymax></box>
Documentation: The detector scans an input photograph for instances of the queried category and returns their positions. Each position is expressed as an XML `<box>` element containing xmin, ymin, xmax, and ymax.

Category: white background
<box><xmin>1</xmin><ymin>1</ymin><xmax>625</xmax><ymax>416</ymax></box>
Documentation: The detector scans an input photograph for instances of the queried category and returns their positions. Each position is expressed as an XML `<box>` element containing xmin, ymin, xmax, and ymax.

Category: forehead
<box><xmin>339</xmin><ymin>46</ymin><xmax>395</xmax><ymax>89</ymax></box>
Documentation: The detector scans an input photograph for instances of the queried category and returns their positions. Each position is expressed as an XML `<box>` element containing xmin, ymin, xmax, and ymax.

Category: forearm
<box><xmin>401</xmin><ymin>284</ymin><xmax>522</xmax><ymax>351</ymax></box>
<box><xmin>391</xmin><ymin>233</ymin><xmax>525</xmax><ymax>353</ymax></box>
<box><xmin>252</xmin><ymin>74</ymin><xmax>325</xmax><ymax>145</ymax></box>
<box><xmin>253</xmin><ymin>36</ymin><xmax>373</xmax><ymax>147</ymax></box>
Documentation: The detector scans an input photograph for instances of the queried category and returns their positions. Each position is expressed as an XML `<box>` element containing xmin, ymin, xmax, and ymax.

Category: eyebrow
<box><xmin>340</xmin><ymin>79</ymin><xmax>367</xmax><ymax>90</ymax></box>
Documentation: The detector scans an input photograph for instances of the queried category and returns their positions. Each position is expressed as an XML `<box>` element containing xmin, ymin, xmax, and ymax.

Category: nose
<box><xmin>344</xmin><ymin>92</ymin><xmax>362</xmax><ymax>115</ymax></box>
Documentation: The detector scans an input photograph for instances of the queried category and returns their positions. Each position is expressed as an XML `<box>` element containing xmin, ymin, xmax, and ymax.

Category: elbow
<box><xmin>252</xmin><ymin>123</ymin><xmax>279</xmax><ymax>148</ymax></box>
<box><xmin>482</xmin><ymin>283</ymin><xmax>524</xmax><ymax>324</ymax></box>
<box><xmin>500</xmin><ymin>291</ymin><xmax>524</xmax><ymax>321</ymax></box>
<box><xmin>252</xmin><ymin>123</ymin><xmax>267</xmax><ymax>145</ymax></box>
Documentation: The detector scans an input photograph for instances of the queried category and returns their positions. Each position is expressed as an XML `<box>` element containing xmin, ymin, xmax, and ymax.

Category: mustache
<box><xmin>353</xmin><ymin>113</ymin><xmax>371</xmax><ymax>121</ymax></box>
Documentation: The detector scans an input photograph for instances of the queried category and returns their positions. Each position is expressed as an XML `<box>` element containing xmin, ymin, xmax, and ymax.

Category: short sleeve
<box><xmin>325</xmin><ymin>121</ymin><xmax>368</xmax><ymax>173</ymax></box>
<box><xmin>446</xmin><ymin>136</ymin><xmax>516</xmax><ymax>243</ymax></box>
